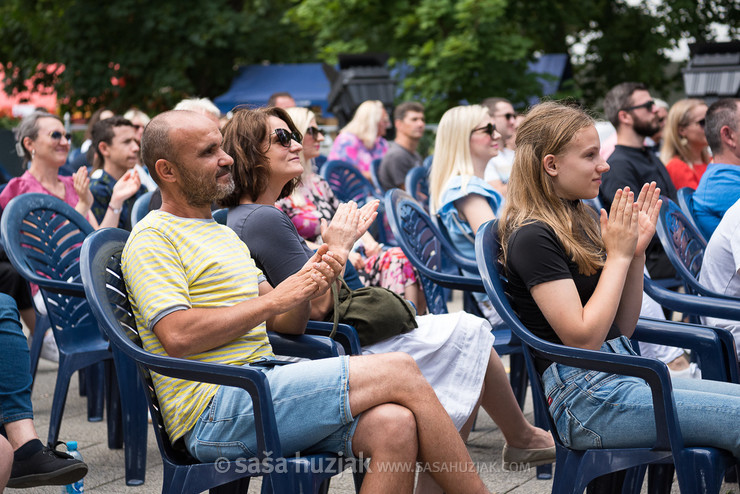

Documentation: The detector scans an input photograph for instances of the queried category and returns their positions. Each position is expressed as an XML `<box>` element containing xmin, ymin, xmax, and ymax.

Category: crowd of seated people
<box><xmin>1</xmin><ymin>87</ymin><xmax>739</xmax><ymax>492</ymax></box>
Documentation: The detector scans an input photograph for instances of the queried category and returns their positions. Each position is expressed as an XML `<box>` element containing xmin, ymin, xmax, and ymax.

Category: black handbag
<box><xmin>326</xmin><ymin>278</ymin><xmax>417</xmax><ymax>347</ymax></box>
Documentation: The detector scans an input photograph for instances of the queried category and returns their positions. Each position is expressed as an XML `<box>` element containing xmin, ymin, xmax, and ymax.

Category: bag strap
<box><xmin>447</xmin><ymin>211</ymin><xmax>476</xmax><ymax>244</ymax></box>
<box><xmin>329</xmin><ymin>277</ymin><xmax>351</xmax><ymax>339</ymax></box>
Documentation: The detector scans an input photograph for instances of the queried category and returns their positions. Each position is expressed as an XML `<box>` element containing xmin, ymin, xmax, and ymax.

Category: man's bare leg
<box><xmin>347</xmin><ymin>352</ymin><xmax>489</xmax><ymax>494</ymax></box>
<box><xmin>0</xmin><ymin>435</ymin><xmax>12</xmax><ymax>490</ymax></box>
<box><xmin>4</xmin><ymin>419</ymin><xmax>38</xmax><ymax>451</ymax></box>
<box><xmin>481</xmin><ymin>349</ymin><xmax>553</xmax><ymax>449</ymax></box>
<box><xmin>352</xmin><ymin>404</ymin><xmax>417</xmax><ymax>493</ymax></box>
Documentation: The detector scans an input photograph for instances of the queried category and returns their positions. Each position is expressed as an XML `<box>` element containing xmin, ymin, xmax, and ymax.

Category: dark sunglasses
<box><xmin>49</xmin><ymin>130</ymin><xmax>72</xmax><ymax>141</ymax></box>
<box><xmin>271</xmin><ymin>128</ymin><xmax>302</xmax><ymax>147</ymax></box>
<box><xmin>305</xmin><ymin>126</ymin><xmax>323</xmax><ymax>138</ymax></box>
<box><xmin>623</xmin><ymin>100</ymin><xmax>655</xmax><ymax>112</ymax></box>
<box><xmin>696</xmin><ymin>118</ymin><xmax>706</xmax><ymax>128</ymax></box>
<box><xmin>497</xmin><ymin>112</ymin><xmax>517</xmax><ymax>121</ymax></box>
<box><xmin>471</xmin><ymin>123</ymin><xmax>496</xmax><ymax>137</ymax></box>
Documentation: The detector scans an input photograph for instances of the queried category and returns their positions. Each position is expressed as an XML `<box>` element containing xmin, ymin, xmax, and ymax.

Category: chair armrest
<box><xmin>644</xmin><ymin>276</ymin><xmax>740</xmax><ymax>319</ymax></box>
<box><xmin>268</xmin><ymin>332</ymin><xmax>340</xmax><ymax>360</ymax></box>
<box><xmin>415</xmin><ymin>265</ymin><xmax>486</xmax><ymax>293</ymax></box>
<box><xmin>22</xmin><ymin>276</ymin><xmax>85</xmax><ymax>297</ymax></box>
<box><xmin>533</xmin><ymin>341</ymin><xmax>679</xmax><ymax>451</ymax></box>
<box><xmin>304</xmin><ymin>320</ymin><xmax>362</xmax><ymax>355</ymax></box>
<box><xmin>130</xmin><ymin>348</ymin><xmax>282</xmax><ymax>460</ymax></box>
<box><xmin>633</xmin><ymin>318</ymin><xmax>729</xmax><ymax>382</ymax></box>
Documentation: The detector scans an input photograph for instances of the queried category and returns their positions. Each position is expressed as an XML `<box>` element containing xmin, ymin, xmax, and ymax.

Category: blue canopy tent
<box><xmin>213</xmin><ymin>63</ymin><xmax>332</xmax><ymax>115</ymax></box>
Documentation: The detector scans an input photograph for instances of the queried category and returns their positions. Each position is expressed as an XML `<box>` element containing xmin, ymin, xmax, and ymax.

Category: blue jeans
<box><xmin>543</xmin><ymin>336</ymin><xmax>740</xmax><ymax>459</ymax></box>
<box><xmin>184</xmin><ymin>356</ymin><xmax>358</xmax><ymax>462</ymax></box>
<box><xmin>0</xmin><ymin>293</ymin><xmax>33</xmax><ymax>424</ymax></box>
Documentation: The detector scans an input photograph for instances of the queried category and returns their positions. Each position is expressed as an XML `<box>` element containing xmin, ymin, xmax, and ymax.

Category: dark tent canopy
<box><xmin>214</xmin><ymin>63</ymin><xmax>332</xmax><ymax>115</ymax></box>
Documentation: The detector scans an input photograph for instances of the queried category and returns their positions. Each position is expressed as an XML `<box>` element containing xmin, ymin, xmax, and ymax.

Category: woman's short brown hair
<box><xmin>219</xmin><ymin>106</ymin><xmax>302</xmax><ymax>207</ymax></box>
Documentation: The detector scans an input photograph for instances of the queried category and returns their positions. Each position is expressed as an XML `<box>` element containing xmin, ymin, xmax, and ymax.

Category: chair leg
<box><xmin>646</xmin><ymin>464</ymin><xmax>673</xmax><ymax>494</ymax></box>
<box><xmin>509</xmin><ymin>352</ymin><xmax>528</xmax><ymax>410</ymax></box>
<box><xmin>113</xmin><ymin>352</ymin><xmax>148</xmax><ymax>486</ymax></box>
<box><xmin>47</xmin><ymin>362</ymin><xmax>74</xmax><ymax>445</ymax></box>
<box><xmin>211</xmin><ymin>477</ymin><xmax>250</xmax><ymax>493</ymax></box>
<box><xmin>106</xmin><ymin>361</ymin><xmax>123</xmax><ymax>449</ymax></box>
<box><xmin>28</xmin><ymin>316</ymin><xmax>48</xmax><ymax>386</ymax></box>
<box><xmin>587</xmin><ymin>470</ymin><xmax>627</xmax><ymax>494</ymax></box>
<box><xmin>86</xmin><ymin>362</ymin><xmax>105</xmax><ymax>421</ymax></box>
<box><xmin>622</xmin><ymin>465</ymin><xmax>647</xmax><ymax>494</ymax></box>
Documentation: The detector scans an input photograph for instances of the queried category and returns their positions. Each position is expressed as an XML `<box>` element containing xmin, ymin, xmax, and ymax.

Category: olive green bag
<box><xmin>326</xmin><ymin>278</ymin><xmax>418</xmax><ymax>347</ymax></box>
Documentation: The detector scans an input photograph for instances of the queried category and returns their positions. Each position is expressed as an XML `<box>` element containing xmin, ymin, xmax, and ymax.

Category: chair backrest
<box><xmin>422</xmin><ymin>155</ymin><xmax>433</xmax><ymax>169</ymax></box>
<box><xmin>676</xmin><ymin>187</ymin><xmax>705</xmax><ymax>240</ymax></box>
<box><xmin>385</xmin><ymin>189</ymin><xmax>483</xmax><ymax>315</ymax></box>
<box><xmin>655</xmin><ymin>196</ymin><xmax>712</xmax><ymax>297</ymax></box>
<box><xmin>212</xmin><ymin>208</ymin><xmax>228</xmax><ymax>225</ymax></box>
<box><xmin>404</xmin><ymin>166</ymin><xmax>429</xmax><ymax>211</ymax></box>
<box><xmin>79</xmin><ymin>228</ymin><xmax>205</xmax><ymax>465</ymax></box>
<box><xmin>321</xmin><ymin>160</ymin><xmax>390</xmax><ymax>244</ymax></box>
<box><xmin>0</xmin><ymin>193</ymin><xmax>101</xmax><ymax>349</ymax></box>
<box><xmin>131</xmin><ymin>190</ymin><xmax>154</xmax><ymax>227</ymax></box>
<box><xmin>321</xmin><ymin>160</ymin><xmax>379</xmax><ymax>206</ymax></box>
<box><xmin>370</xmin><ymin>158</ymin><xmax>384</xmax><ymax>194</ymax></box>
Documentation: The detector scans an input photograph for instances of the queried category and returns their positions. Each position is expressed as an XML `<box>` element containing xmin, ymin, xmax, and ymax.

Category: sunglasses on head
<box><xmin>305</xmin><ymin>127</ymin><xmax>323</xmax><ymax>138</ymax></box>
<box><xmin>623</xmin><ymin>100</ymin><xmax>655</xmax><ymax>112</ymax></box>
<box><xmin>271</xmin><ymin>128</ymin><xmax>302</xmax><ymax>147</ymax></box>
<box><xmin>49</xmin><ymin>130</ymin><xmax>72</xmax><ymax>141</ymax></box>
<box><xmin>471</xmin><ymin>123</ymin><xmax>496</xmax><ymax>137</ymax></box>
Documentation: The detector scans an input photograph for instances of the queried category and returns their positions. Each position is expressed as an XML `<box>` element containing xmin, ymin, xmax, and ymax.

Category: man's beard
<box><xmin>178</xmin><ymin>165</ymin><xmax>235</xmax><ymax>207</ymax></box>
<box><xmin>633</xmin><ymin>116</ymin><xmax>660</xmax><ymax>138</ymax></box>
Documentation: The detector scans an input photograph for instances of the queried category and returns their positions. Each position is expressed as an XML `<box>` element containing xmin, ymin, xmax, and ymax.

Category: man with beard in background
<box><xmin>600</xmin><ymin>82</ymin><xmax>677</xmax><ymax>279</ymax></box>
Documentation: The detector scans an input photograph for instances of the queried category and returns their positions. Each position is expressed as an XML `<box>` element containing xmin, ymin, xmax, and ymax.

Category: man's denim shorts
<box><xmin>184</xmin><ymin>355</ymin><xmax>358</xmax><ymax>461</ymax></box>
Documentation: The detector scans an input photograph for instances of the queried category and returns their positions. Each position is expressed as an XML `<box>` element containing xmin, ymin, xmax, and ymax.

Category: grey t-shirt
<box><xmin>379</xmin><ymin>141</ymin><xmax>422</xmax><ymax>190</ymax></box>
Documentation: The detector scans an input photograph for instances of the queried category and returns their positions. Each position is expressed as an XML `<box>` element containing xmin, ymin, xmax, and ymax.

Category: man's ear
<box><xmin>155</xmin><ymin>159</ymin><xmax>177</xmax><ymax>184</ymax></box>
<box><xmin>98</xmin><ymin>141</ymin><xmax>110</xmax><ymax>159</ymax></box>
<box><xmin>617</xmin><ymin>109</ymin><xmax>633</xmax><ymax>129</ymax></box>
<box><xmin>543</xmin><ymin>154</ymin><xmax>558</xmax><ymax>177</ymax></box>
<box><xmin>720</xmin><ymin>125</ymin><xmax>737</xmax><ymax>151</ymax></box>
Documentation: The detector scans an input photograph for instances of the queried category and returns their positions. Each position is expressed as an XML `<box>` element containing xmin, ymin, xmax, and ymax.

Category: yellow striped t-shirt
<box><xmin>121</xmin><ymin>210</ymin><xmax>273</xmax><ymax>441</ymax></box>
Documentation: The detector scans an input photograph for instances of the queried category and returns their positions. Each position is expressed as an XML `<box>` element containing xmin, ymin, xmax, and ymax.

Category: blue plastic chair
<box><xmin>321</xmin><ymin>160</ymin><xmax>392</xmax><ymax>245</ymax></box>
<box><xmin>475</xmin><ymin>220</ymin><xmax>739</xmax><ymax>493</ymax></box>
<box><xmin>370</xmin><ymin>158</ymin><xmax>384</xmax><ymax>194</ymax></box>
<box><xmin>80</xmin><ymin>227</ymin><xmax>363</xmax><ymax>494</ymax></box>
<box><xmin>314</xmin><ymin>154</ymin><xmax>327</xmax><ymax>173</ymax></box>
<box><xmin>384</xmin><ymin>189</ymin><xmax>552</xmax><ymax>478</ymax></box>
<box><xmin>404</xmin><ymin>166</ymin><xmax>429</xmax><ymax>211</ymax></box>
<box><xmin>422</xmin><ymin>155</ymin><xmax>433</xmax><ymax>169</ymax></box>
<box><xmin>676</xmin><ymin>187</ymin><xmax>705</xmax><ymax>241</ymax></box>
<box><xmin>654</xmin><ymin>196</ymin><xmax>716</xmax><ymax>298</ymax></box>
<box><xmin>212</xmin><ymin>208</ymin><xmax>228</xmax><ymax>225</ymax></box>
<box><xmin>0</xmin><ymin>193</ymin><xmax>147</xmax><ymax>485</ymax></box>
<box><xmin>131</xmin><ymin>190</ymin><xmax>154</xmax><ymax>227</ymax></box>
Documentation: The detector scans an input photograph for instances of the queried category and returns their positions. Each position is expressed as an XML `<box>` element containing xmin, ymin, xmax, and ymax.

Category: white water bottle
<box><xmin>61</xmin><ymin>441</ymin><xmax>84</xmax><ymax>493</ymax></box>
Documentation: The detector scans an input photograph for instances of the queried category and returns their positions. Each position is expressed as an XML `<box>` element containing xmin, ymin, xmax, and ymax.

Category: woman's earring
<box><xmin>679</xmin><ymin>137</ymin><xmax>688</xmax><ymax>147</ymax></box>
<box><xmin>31</xmin><ymin>149</ymin><xmax>35</xmax><ymax>160</ymax></box>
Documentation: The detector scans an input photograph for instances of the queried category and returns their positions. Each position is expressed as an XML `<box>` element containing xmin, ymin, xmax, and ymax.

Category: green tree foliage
<box><xmin>0</xmin><ymin>0</ymin><xmax>314</xmax><ymax>113</ymax></box>
<box><xmin>0</xmin><ymin>0</ymin><xmax>736</xmax><ymax>117</ymax></box>
<box><xmin>290</xmin><ymin>0</ymin><xmax>544</xmax><ymax>118</ymax></box>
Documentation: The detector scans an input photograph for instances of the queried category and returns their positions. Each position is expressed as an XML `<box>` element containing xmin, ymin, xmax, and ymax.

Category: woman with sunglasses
<box><xmin>0</xmin><ymin>111</ymin><xmax>140</xmax><ymax>230</ymax></box>
<box><xmin>660</xmin><ymin>99</ymin><xmax>711</xmax><ymax>190</ymax></box>
<box><xmin>278</xmin><ymin>106</ymin><xmax>426</xmax><ymax>312</ymax></box>
<box><xmin>499</xmin><ymin>100</ymin><xmax>740</xmax><ymax>463</ymax></box>
<box><xmin>328</xmin><ymin>100</ymin><xmax>390</xmax><ymax>181</ymax></box>
<box><xmin>220</xmin><ymin>107</ymin><xmax>555</xmax><ymax>488</ymax></box>
<box><xmin>429</xmin><ymin>105</ymin><xmax>505</xmax><ymax>322</ymax></box>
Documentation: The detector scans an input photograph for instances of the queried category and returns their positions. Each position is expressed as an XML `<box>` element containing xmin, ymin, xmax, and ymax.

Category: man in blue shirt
<box><xmin>692</xmin><ymin>98</ymin><xmax>740</xmax><ymax>239</ymax></box>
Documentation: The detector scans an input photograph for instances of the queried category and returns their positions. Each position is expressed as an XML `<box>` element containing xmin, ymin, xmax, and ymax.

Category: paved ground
<box><xmin>10</xmin><ymin>293</ymin><xmax>737</xmax><ymax>493</ymax></box>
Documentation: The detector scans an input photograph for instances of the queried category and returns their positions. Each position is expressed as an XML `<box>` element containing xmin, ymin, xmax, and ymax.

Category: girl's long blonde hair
<box><xmin>340</xmin><ymin>100</ymin><xmax>385</xmax><ymax>149</ymax></box>
<box><xmin>499</xmin><ymin>101</ymin><xmax>605</xmax><ymax>275</ymax></box>
<box><xmin>659</xmin><ymin>98</ymin><xmax>711</xmax><ymax>165</ymax></box>
<box><xmin>429</xmin><ymin>105</ymin><xmax>490</xmax><ymax>214</ymax></box>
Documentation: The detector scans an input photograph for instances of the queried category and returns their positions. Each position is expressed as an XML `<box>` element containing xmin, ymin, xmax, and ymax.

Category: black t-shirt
<box><xmin>505</xmin><ymin>221</ymin><xmax>621</xmax><ymax>358</ymax></box>
<box><xmin>379</xmin><ymin>141</ymin><xmax>422</xmax><ymax>191</ymax></box>
<box><xmin>600</xmin><ymin>145</ymin><xmax>677</xmax><ymax>279</ymax></box>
